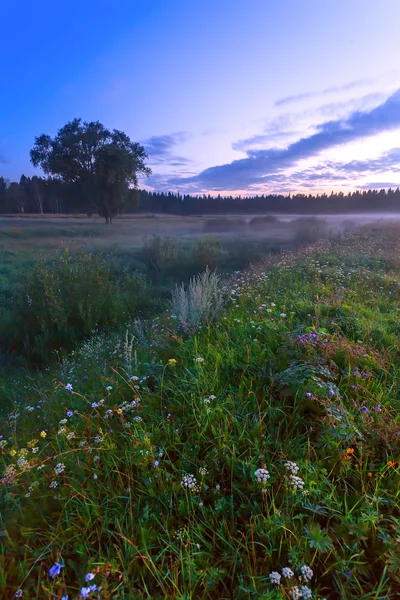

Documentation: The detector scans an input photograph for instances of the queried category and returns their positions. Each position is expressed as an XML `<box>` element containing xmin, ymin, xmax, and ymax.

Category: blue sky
<box><xmin>1</xmin><ymin>0</ymin><xmax>400</xmax><ymax>195</ymax></box>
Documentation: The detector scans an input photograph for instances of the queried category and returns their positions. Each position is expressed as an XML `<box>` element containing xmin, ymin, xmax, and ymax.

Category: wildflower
<box><xmin>361</xmin><ymin>406</ymin><xmax>369</xmax><ymax>412</ymax></box>
<box><xmin>199</xmin><ymin>466</ymin><xmax>208</xmax><ymax>476</ymax></box>
<box><xmin>269</xmin><ymin>571</ymin><xmax>281</xmax><ymax>585</ymax></box>
<box><xmin>195</xmin><ymin>357</ymin><xmax>204</xmax><ymax>363</ymax></box>
<box><xmin>343</xmin><ymin>447</ymin><xmax>354</xmax><ymax>459</ymax></box>
<box><xmin>80</xmin><ymin>585</ymin><xmax>97</xmax><ymax>598</ymax></box>
<box><xmin>254</xmin><ymin>468</ymin><xmax>270</xmax><ymax>484</ymax></box>
<box><xmin>328</xmin><ymin>388</ymin><xmax>335</xmax><ymax>396</ymax></box>
<box><xmin>280</xmin><ymin>313</ymin><xmax>287</xmax><ymax>317</ymax></box>
<box><xmin>15</xmin><ymin>591</ymin><xmax>23</xmax><ymax>598</ymax></box>
<box><xmin>288</xmin><ymin>587</ymin><xmax>302</xmax><ymax>600</ymax></box>
<box><xmin>65</xmin><ymin>383</ymin><xmax>73</xmax><ymax>392</ymax></box>
<box><xmin>168</xmin><ymin>358</ymin><xmax>177</xmax><ymax>366</ymax></box>
<box><xmin>62</xmin><ymin>596</ymin><xmax>69</xmax><ymax>600</ymax></box>
<box><xmin>91</xmin><ymin>402</ymin><xmax>99</xmax><ymax>408</ymax></box>
<box><xmin>59</xmin><ymin>419</ymin><xmax>68</xmax><ymax>425</ymax></box>
<box><xmin>305</xmin><ymin>392</ymin><xmax>312</xmax><ymax>398</ymax></box>
<box><xmin>181</xmin><ymin>473</ymin><xmax>199</xmax><ymax>491</ymax></box>
<box><xmin>153</xmin><ymin>460</ymin><xmax>159</xmax><ymax>468</ymax></box>
<box><xmin>289</xmin><ymin>475</ymin><xmax>305</xmax><ymax>491</ymax></box>
<box><xmin>49</xmin><ymin>480</ymin><xmax>58</xmax><ymax>489</ymax></box>
<box><xmin>40</xmin><ymin>431</ymin><xmax>47</xmax><ymax>438</ymax></box>
<box><xmin>282</xmin><ymin>567</ymin><xmax>294</xmax><ymax>578</ymax></box>
<box><xmin>215</xmin><ymin>484</ymin><xmax>220</xmax><ymax>491</ymax></box>
<box><xmin>84</xmin><ymin>573</ymin><xmax>95</xmax><ymax>582</ymax></box>
<box><xmin>387</xmin><ymin>461</ymin><xmax>395</xmax><ymax>468</ymax></box>
<box><xmin>94</xmin><ymin>455</ymin><xmax>100</xmax><ymax>462</ymax></box>
<box><xmin>105</xmin><ymin>386</ymin><xmax>112</xmax><ymax>392</ymax></box>
<box><xmin>54</xmin><ymin>463</ymin><xmax>66</xmax><ymax>475</ymax></box>
<box><xmin>66</xmin><ymin>411</ymin><xmax>73</xmax><ymax>418</ymax></box>
<box><xmin>375</xmin><ymin>404</ymin><xmax>382</xmax><ymax>412</ymax></box>
<box><xmin>284</xmin><ymin>461</ymin><xmax>299</xmax><ymax>475</ymax></box>
<box><xmin>300</xmin><ymin>586</ymin><xmax>313</xmax><ymax>599</ymax></box>
<box><xmin>49</xmin><ymin>562</ymin><xmax>64</xmax><ymax>578</ymax></box>
<box><xmin>301</xmin><ymin>565</ymin><xmax>313</xmax><ymax>581</ymax></box>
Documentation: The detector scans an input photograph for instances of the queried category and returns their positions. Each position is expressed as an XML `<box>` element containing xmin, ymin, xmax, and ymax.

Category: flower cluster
<box><xmin>284</xmin><ymin>461</ymin><xmax>300</xmax><ymax>475</ymax></box>
<box><xmin>254</xmin><ymin>468</ymin><xmax>270</xmax><ymax>484</ymax></box>
<box><xmin>289</xmin><ymin>475</ymin><xmax>305</xmax><ymax>491</ymax></box>
<box><xmin>181</xmin><ymin>473</ymin><xmax>200</xmax><ymax>492</ymax></box>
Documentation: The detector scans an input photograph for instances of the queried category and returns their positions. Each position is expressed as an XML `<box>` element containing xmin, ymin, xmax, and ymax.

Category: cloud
<box><xmin>275</xmin><ymin>78</ymin><xmax>377</xmax><ymax>107</ymax></box>
<box><xmin>143</xmin><ymin>132</ymin><xmax>189</xmax><ymax>158</ymax></box>
<box><xmin>142</xmin><ymin>132</ymin><xmax>193</xmax><ymax>169</ymax></box>
<box><xmin>168</xmin><ymin>89</ymin><xmax>400</xmax><ymax>191</ymax></box>
<box><xmin>358</xmin><ymin>182</ymin><xmax>400</xmax><ymax>189</ymax></box>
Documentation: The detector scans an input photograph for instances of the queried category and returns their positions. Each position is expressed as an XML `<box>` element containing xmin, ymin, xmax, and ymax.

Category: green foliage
<box><xmin>1</xmin><ymin>225</ymin><xmax>400</xmax><ymax>599</ymax></box>
<box><xmin>1</xmin><ymin>248</ymin><xmax>151</xmax><ymax>364</ymax></box>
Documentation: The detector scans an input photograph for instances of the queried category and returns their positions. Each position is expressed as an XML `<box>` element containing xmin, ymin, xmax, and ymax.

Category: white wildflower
<box><xmin>282</xmin><ymin>567</ymin><xmax>294</xmax><ymax>578</ymax></box>
<box><xmin>301</xmin><ymin>566</ymin><xmax>313</xmax><ymax>581</ymax></box>
<box><xmin>284</xmin><ymin>461</ymin><xmax>299</xmax><ymax>475</ymax></box>
<box><xmin>254</xmin><ymin>468</ymin><xmax>270</xmax><ymax>484</ymax></box>
<box><xmin>269</xmin><ymin>571</ymin><xmax>281</xmax><ymax>585</ymax></box>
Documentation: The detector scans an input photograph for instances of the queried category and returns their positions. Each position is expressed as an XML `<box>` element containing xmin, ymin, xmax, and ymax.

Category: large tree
<box><xmin>30</xmin><ymin>119</ymin><xmax>151</xmax><ymax>222</ymax></box>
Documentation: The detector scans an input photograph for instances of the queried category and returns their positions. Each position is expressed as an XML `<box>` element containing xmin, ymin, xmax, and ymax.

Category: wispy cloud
<box><xmin>167</xmin><ymin>89</ymin><xmax>400</xmax><ymax>192</ymax></box>
<box><xmin>142</xmin><ymin>132</ymin><xmax>193</xmax><ymax>169</ymax></box>
<box><xmin>358</xmin><ymin>182</ymin><xmax>400</xmax><ymax>189</ymax></box>
<box><xmin>275</xmin><ymin>78</ymin><xmax>378</xmax><ymax>107</ymax></box>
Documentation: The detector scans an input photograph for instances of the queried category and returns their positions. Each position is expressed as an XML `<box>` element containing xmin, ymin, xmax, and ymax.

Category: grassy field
<box><xmin>0</xmin><ymin>214</ymin><xmax>333</xmax><ymax>367</ymax></box>
<box><xmin>1</xmin><ymin>222</ymin><xmax>400</xmax><ymax>598</ymax></box>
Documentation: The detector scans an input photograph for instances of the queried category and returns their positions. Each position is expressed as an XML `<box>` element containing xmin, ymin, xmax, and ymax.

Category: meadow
<box><xmin>1</xmin><ymin>218</ymin><xmax>400</xmax><ymax>599</ymax></box>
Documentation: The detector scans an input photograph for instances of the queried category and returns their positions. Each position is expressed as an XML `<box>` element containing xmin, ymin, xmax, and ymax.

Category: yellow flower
<box><xmin>40</xmin><ymin>431</ymin><xmax>47</xmax><ymax>438</ymax></box>
<box><xmin>168</xmin><ymin>358</ymin><xmax>177</xmax><ymax>367</ymax></box>
<box><xmin>9</xmin><ymin>449</ymin><xmax>17</xmax><ymax>456</ymax></box>
<box><xmin>116</xmin><ymin>408</ymin><xmax>123</xmax><ymax>415</ymax></box>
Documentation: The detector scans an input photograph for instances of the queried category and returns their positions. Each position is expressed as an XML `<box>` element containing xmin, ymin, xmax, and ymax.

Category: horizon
<box><xmin>1</xmin><ymin>0</ymin><xmax>400</xmax><ymax>196</ymax></box>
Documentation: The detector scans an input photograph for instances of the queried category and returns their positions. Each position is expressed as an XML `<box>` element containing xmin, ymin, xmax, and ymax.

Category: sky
<box><xmin>1</xmin><ymin>0</ymin><xmax>400</xmax><ymax>196</ymax></box>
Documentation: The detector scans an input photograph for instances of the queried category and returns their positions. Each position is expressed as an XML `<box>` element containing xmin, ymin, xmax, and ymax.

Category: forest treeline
<box><xmin>1</xmin><ymin>174</ymin><xmax>400</xmax><ymax>215</ymax></box>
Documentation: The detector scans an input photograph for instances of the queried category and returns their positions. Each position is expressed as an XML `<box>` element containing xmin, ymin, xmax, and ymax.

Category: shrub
<box><xmin>249</xmin><ymin>215</ymin><xmax>279</xmax><ymax>228</ymax></box>
<box><xmin>290</xmin><ymin>217</ymin><xmax>329</xmax><ymax>243</ymax></box>
<box><xmin>170</xmin><ymin>267</ymin><xmax>225</xmax><ymax>335</ymax></box>
<box><xmin>1</xmin><ymin>248</ymin><xmax>150</xmax><ymax>364</ymax></box>
<box><xmin>192</xmin><ymin>237</ymin><xmax>222</xmax><ymax>271</ymax></box>
<box><xmin>142</xmin><ymin>235</ymin><xmax>180</xmax><ymax>272</ymax></box>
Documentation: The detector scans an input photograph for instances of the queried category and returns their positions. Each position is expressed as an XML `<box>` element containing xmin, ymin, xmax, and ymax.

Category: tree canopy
<box><xmin>30</xmin><ymin>118</ymin><xmax>151</xmax><ymax>222</ymax></box>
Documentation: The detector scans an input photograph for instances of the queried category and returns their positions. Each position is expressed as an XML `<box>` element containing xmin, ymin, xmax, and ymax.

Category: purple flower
<box><xmin>65</xmin><ymin>383</ymin><xmax>73</xmax><ymax>392</ymax></box>
<box><xmin>62</xmin><ymin>596</ymin><xmax>69</xmax><ymax>600</ymax></box>
<box><xmin>361</xmin><ymin>406</ymin><xmax>369</xmax><ymax>412</ymax></box>
<box><xmin>49</xmin><ymin>562</ymin><xmax>64</xmax><ymax>578</ymax></box>
<box><xmin>85</xmin><ymin>573</ymin><xmax>95</xmax><ymax>582</ymax></box>
<box><xmin>329</xmin><ymin>389</ymin><xmax>335</xmax><ymax>396</ymax></box>
<box><xmin>375</xmin><ymin>404</ymin><xmax>382</xmax><ymax>412</ymax></box>
<box><xmin>66</xmin><ymin>411</ymin><xmax>73</xmax><ymax>418</ymax></box>
<box><xmin>305</xmin><ymin>392</ymin><xmax>312</xmax><ymax>398</ymax></box>
<box><xmin>80</xmin><ymin>585</ymin><xmax>97</xmax><ymax>598</ymax></box>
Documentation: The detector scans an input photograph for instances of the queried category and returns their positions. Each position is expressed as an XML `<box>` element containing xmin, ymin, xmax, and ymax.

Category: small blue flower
<box><xmin>66</xmin><ymin>411</ymin><xmax>73</xmax><ymax>418</ymax></box>
<box><xmin>375</xmin><ymin>404</ymin><xmax>382</xmax><ymax>412</ymax></box>
<box><xmin>305</xmin><ymin>392</ymin><xmax>312</xmax><ymax>398</ymax></box>
<box><xmin>328</xmin><ymin>389</ymin><xmax>335</xmax><ymax>396</ymax></box>
<box><xmin>85</xmin><ymin>572</ymin><xmax>95</xmax><ymax>582</ymax></box>
<box><xmin>91</xmin><ymin>402</ymin><xmax>99</xmax><ymax>409</ymax></box>
<box><xmin>49</xmin><ymin>562</ymin><xmax>64</xmax><ymax>578</ymax></box>
<box><xmin>361</xmin><ymin>406</ymin><xmax>369</xmax><ymax>412</ymax></box>
<box><xmin>62</xmin><ymin>596</ymin><xmax>69</xmax><ymax>600</ymax></box>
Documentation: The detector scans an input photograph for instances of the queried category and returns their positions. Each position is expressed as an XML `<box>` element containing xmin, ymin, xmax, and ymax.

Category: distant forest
<box><xmin>1</xmin><ymin>174</ymin><xmax>400</xmax><ymax>215</ymax></box>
